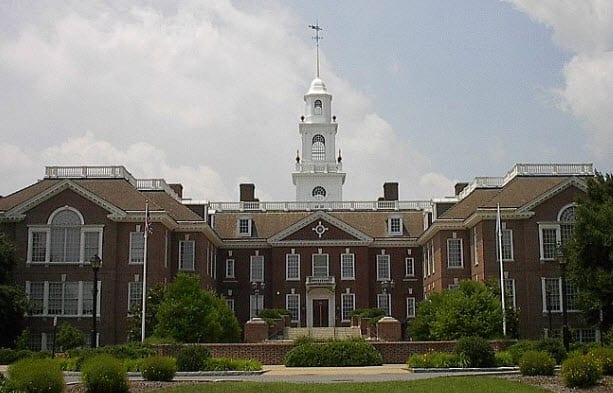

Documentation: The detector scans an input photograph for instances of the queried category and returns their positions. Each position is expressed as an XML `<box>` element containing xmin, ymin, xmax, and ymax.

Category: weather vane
<box><xmin>308</xmin><ymin>22</ymin><xmax>323</xmax><ymax>78</ymax></box>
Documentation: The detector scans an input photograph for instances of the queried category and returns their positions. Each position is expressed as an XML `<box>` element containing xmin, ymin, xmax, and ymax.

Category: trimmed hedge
<box><xmin>454</xmin><ymin>337</ymin><xmax>495</xmax><ymax>368</ymax></box>
<box><xmin>561</xmin><ymin>354</ymin><xmax>602</xmax><ymax>388</ymax></box>
<box><xmin>285</xmin><ymin>339</ymin><xmax>383</xmax><ymax>367</ymax></box>
<box><xmin>176</xmin><ymin>345</ymin><xmax>211</xmax><ymax>371</ymax></box>
<box><xmin>518</xmin><ymin>351</ymin><xmax>555</xmax><ymax>376</ymax></box>
<box><xmin>203</xmin><ymin>357</ymin><xmax>262</xmax><ymax>371</ymax></box>
<box><xmin>7</xmin><ymin>358</ymin><xmax>64</xmax><ymax>393</ymax></box>
<box><xmin>68</xmin><ymin>343</ymin><xmax>156</xmax><ymax>371</ymax></box>
<box><xmin>407</xmin><ymin>352</ymin><xmax>459</xmax><ymax>368</ymax></box>
<box><xmin>81</xmin><ymin>354</ymin><xmax>129</xmax><ymax>393</ymax></box>
<box><xmin>141</xmin><ymin>356</ymin><xmax>176</xmax><ymax>382</ymax></box>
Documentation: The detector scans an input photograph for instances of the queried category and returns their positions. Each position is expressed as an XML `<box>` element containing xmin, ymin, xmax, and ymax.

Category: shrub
<box><xmin>176</xmin><ymin>345</ymin><xmax>211</xmax><ymax>371</ymax></box>
<box><xmin>603</xmin><ymin>326</ymin><xmax>613</xmax><ymax>347</ymax></box>
<box><xmin>494</xmin><ymin>351</ymin><xmax>515</xmax><ymax>367</ymax></box>
<box><xmin>8</xmin><ymin>358</ymin><xmax>64</xmax><ymax>393</ymax></box>
<box><xmin>55</xmin><ymin>322</ymin><xmax>85</xmax><ymax>351</ymax></box>
<box><xmin>534</xmin><ymin>338</ymin><xmax>567</xmax><ymax>364</ymax></box>
<box><xmin>507</xmin><ymin>340</ymin><xmax>537</xmax><ymax>365</ymax></box>
<box><xmin>292</xmin><ymin>336</ymin><xmax>316</xmax><ymax>346</ymax></box>
<box><xmin>203</xmin><ymin>358</ymin><xmax>262</xmax><ymax>371</ymax></box>
<box><xmin>122</xmin><ymin>358</ymin><xmax>144</xmax><ymax>372</ymax></box>
<box><xmin>518</xmin><ymin>351</ymin><xmax>555</xmax><ymax>376</ymax></box>
<box><xmin>589</xmin><ymin>347</ymin><xmax>613</xmax><ymax>375</ymax></box>
<box><xmin>141</xmin><ymin>356</ymin><xmax>176</xmax><ymax>382</ymax></box>
<box><xmin>69</xmin><ymin>343</ymin><xmax>156</xmax><ymax>371</ymax></box>
<box><xmin>454</xmin><ymin>337</ymin><xmax>495</xmax><ymax>368</ymax></box>
<box><xmin>561</xmin><ymin>354</ymin><xmax>602</xmax><ymax>388</ymax></box>
<box><xmin>407</xmin><ymin>352</ymin><xmax>459</xmax><ymax>368</ymax></box>
<box><xmin>81</xmin><ymin>354</ymin><xmax>129</xmax><ymax>393</ymax></box>
<box><xmin>285</xmin><ymin>339</ymin><xmax>382</xmax><ymax>367</ymax></box>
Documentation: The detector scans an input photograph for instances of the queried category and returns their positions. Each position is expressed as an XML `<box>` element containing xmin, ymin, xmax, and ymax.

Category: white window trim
<box><xmin>376</xmin><ymin>254</ymin><xmax>391</xmax><ymax>281</ymax></box>
<box><xmin>504</xmin><ymin>279</ymin><xmax>516</xmax><ymax>309</ymax></box>
<box><xmin>127</xmin><ymin>281</ymin><xmax>143</xmax><ymax>314</ymax></box>
<box><xmin>128</xmin><ymin>232</ymin><xmax>145</xmax><ymax>264</ymax></box>
<box><xmin>27</xmin><ymin>225</ymin><xmax>103</xmax><ymax>265</ymax></box>
<box><xmin>539</xmin><ymin>224</ymin><xmax>561</xmax><ymax>261</ymax></box>
<box><xmin>341</xmin><ymin>293</ymin><xmax>355</xmax><ymax>322</ymax></box>
<box><xmin>226</xmin><ymin>298</ymin><xmax>235</xmax><ymax>312</ymax></box>
<box><xmin>340</xmin><ymin>253</ymin><xmax>355</xmax><ymax>280</ymax></box>
<box><xmin>249</xmin><ymin>294</ymin><xmax>264</xmax><ymax>319</ymax></box>
<box><xmin>286</xmin><ymin>293</ymin><xmax>300</xmax><ymax>323</ymax></box>
<box><xmin>473</xmin><ymin>227</ymin><xmax>479</xmax><ymax>266</ymax></box>
<box><xmin>446</xmin><ymin>238</ymin><xmax>464</xmax><ymax>268</ymax></box>
<box><xmin>405</xmin><ymin>257</ymin><xmax>415</xmax><ymax>277</ymax></box>
<box><xmin>311</xmin><ymin>254</ymin><xmax>330</xmax><ymax>277</ymax></box>
<box><xmin>285</xmin><ymin>254</ymin><xmax>300</xmax><ymax>281</ymax></box>
<box><xmin>501</xmin><ymin>229</ymin><xmax>514</xmax><ymax>262</ymax></box>
<box><xmin>541</xmin><ymin>277</ymin><xmax>580</xmax><ymax>313</ymax></box>
<box><xmin>250</xmin><ymin>255</ymin><xmax>264</xmax><ymax>282</ymax></box>
<box><xmin>406</xmin><ymin>297</ymin><xmax>416</xmax><ymax>318</ymax></box>
<box><xmin>26</xmin><ymin>280</ymin><xmax>101</xmax><ymax>317</ymax></box>
<box><xmin>388</xmin><ymin>216</ymin><xmax>403</xmax><ymax>236</ymax></box>
<box><xmin>225</xmin><ymin>259</ymin><xmax>235</xmax><ymax>279</ymax></box>
<box><xmin>377</xmin><ymin>293</ymin><xmax>391</xmax><ymax>315</ymax></box>
<box><xmin>237</xmin><ymin>217</ymin><xmax>252</xmax><ymax>237</ymax></box>
<box><xmin>179</xmin><ymin>240</ymin><xmax>195</xmax><ymax>271</ymax></box>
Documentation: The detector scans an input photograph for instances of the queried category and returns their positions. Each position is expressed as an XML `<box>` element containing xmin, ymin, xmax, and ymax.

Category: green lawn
<box><xmin>152</xmin><ymin>377</ymin><xmax>550</xmax><ymax>393</ymax></box>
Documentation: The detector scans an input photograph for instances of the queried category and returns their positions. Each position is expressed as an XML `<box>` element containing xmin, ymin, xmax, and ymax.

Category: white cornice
<box><xmin>269</xmin><ymin>240</ymin><xmax>372</xmax><ymax>247</ymax></box>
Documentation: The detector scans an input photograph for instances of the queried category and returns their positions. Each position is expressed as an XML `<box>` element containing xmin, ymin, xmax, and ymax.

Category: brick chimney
<box><xmin>239</xmin><ymin>183</ymin><xmax>256</xmax><ymax>202</ymax></box>
<box><xmin>169</xmin><ymin>183</ymin><xmax>183</xmax><ymax>199</ymax></box>
<box><xmin>383</xmin><ymin>182</ymin><xmax>399</xmax><ymax>201</ymax></box>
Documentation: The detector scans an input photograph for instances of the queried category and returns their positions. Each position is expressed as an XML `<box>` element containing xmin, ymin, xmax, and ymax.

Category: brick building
<box><xmin>0</xmin><ymin>70</ymin><xmax>599</xmax><ymax>348</ymax></box>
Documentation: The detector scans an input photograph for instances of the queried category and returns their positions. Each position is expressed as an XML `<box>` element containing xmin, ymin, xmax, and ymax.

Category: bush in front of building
<box><xmin>0</xmin><ymin>349</ymin><xmax>44</xmax><ymax>365</ymax></box>
<box><xmin>494</xmin><ymin>350</ymin><xmax>515</xmax><ymax>367</ymax></box>
<box><xmin>81</xmin><ymin>354</ymin><xmax>129</xmax><ymax>393</ymax></box>
<box><xmin>176</xmin><ymin>345</ymin><xmax>211</xmax><ymax>371</ymax></box>
<box><xmin>453</xmin><ymin>336</ymin><xmax>495</xmax><ymax>368</ymax></box>
<box><xmin>203</xmin><ymin>357</ymin><xmax>262</xmax><ymax>371</ymax></box>
<box><xmin>588</xmin><ymin>347</ymin><xmax>613</xmax><ymax>375</ymax></box>
<box><xmin>406</xmin><ymin>351</ymin><xmax>460</xmax><ymax>368</ymax></box>
<box><xmin>561</xmin><ymin>354</ymin><xmax>602</xmax><ymax>388</ymax></box>
<box><xmin>285</xmin><ymin>339</ymin><xmax>383</xmax><ymax>367</ymax></box>
<box><xmin>141</xmin><ymin>356</ymin><xmax>176</xmax><ymax>382</ymax></box>
<box><xmin>55</xmin><ymin>322</ymin><xmax>85</xmax><ymax>351</ymax></box>
<box><xmin>518</xmin><ymin>351</ymin><xmax>556</xmax><ymax>376</ymax></box>
<box><xmin>68</xmin><ymin>343</ymin><xmax>157</xmax><ymax>371</ymax></box>
<box><xmin>534</xmin><ymin>338</ymin><xmax>567</xmax><ymax>364</ymax></box>
<box><xmin>7</xmin><ymin>357</ymin><xmax>64</xmax><ymax>393</ymax></box>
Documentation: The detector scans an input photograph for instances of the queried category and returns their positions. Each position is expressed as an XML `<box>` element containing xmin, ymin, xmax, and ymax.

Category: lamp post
<box><xmin>90</xmin><ymin>254</ymin><xmax>102</xmax><ymax>348</ymax></box>
<box><xmin>557</xmin><ymin>247</ymin><xmax>570</xmax><ymax>351</ymax></box>
<box><xmin>380</xmin><ymin>279</ymin><xmax>395</xmax><ymax>316</ymax></box>
<box><xmin>251</xmin><ymin>281</ymin><xmax>265</xmax><ymax>318</ymax></box>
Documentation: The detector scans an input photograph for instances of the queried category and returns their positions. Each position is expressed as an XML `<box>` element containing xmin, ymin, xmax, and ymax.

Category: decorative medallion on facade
<box><xmin>312</xmin><ymin>221</ymin><xmax>329</xmax><ymax>238</ymax></box>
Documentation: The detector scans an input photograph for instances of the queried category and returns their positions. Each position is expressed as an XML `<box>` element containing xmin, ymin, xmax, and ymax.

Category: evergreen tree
<box><xmin>0</xmin><ymin>232</ymin><xmax>29</xmax><ymax>348</ymax></box>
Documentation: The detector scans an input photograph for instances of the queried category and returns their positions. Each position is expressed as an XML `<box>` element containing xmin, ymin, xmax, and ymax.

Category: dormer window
<box><xmin>238</xmin><ymin>217</ymin><xmax>252</xmax><ymax>236</ymax></box>
<box><xmin>388</xmin><ymin>216</ymin><xmax>403</xmax><ymax>236</ymax></box>
<box><xmin>314</xmin><ymin>99</ymin><xmax>322</xmax><ymax>115</ymax></box>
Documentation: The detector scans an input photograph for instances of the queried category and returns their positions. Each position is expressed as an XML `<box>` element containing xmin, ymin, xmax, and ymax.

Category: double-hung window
<box><xmin>250</xmin><ymin>255</ymin><xmax>264</xmax><ymax>282</ymax></box>
<box><xmin>286</xmin><ymin>254</ymin><xmax>300</xmax><ymax>280</ymax></box>
<box><xmin>447</xmin><ymin>237</ymin><xmax>463</xmax><ymax>268</ymax></box>
<box><xmin>225</xmin><ymin>259</ymin><xmax>235</xmax><ymax>279</ymax></box>
<box><xmin>340</xmin><ymin>253</ymin><xmax>355</xmax><ymax>280</ymax></box>
<box><xmin>501</xmin><ymin>229</ymin><xmax>514</xmax><ymax>261</ymax></box>
<box><xmin>405</xmin><ymin>257</ymin><xmax>414</xmax><ymax>277</ymax></box>
<box><xmin>406</xmin><ymin>297</ymin><xmax>416</xmax><ymax>318</ymax></box>
<box><xmin>26</xmin><ymin>281</ymin><xmax>99</xmax><ymax>317</ymax></box>
<box><xmin>388</xmin><ymin>216</ymin><xmax>402</xmax><ymax>235</ymax></box>
<box><xmin>128</xmin><ymin>281</ymin><xmax>143</xmax><ymax>313</ymax></box>
<box><xmin>312</xmin><ymin>254</ymin><xmax>329</xmax><ymax>277</ymax></box>
<box><xmin>238</xmin><ymin>218</ymin><xmax>252</xmax><ymax>236</ymax></box>
<box><xmin>377</xmin><ymin>293</ymin><xmax>390</xmax><ymax>316</ymax></box>
<box><xmin>129</xmin><ymin>232</ymin><xmax>145</xmax><ymax>264</ymax></box>
<box><xmin>341</xmin><ymin>293</ymin><xmax>355</xmax><ymax>322</ymax></box>
<box><xmin>542</xmin><ymin>278</ymin><xmax>577</xmax><ymax>313</ymax></box>
<box><xmin>179</xmin><ymin>240</ymin><xmax>195</xmax><ymax>271</ymax></box>
<box><xmin>504</xmin><ymin>279</ymin><xmax>516</xmax><ymax>309</ymax></box>
<box><xmin>377</xmin><ymin>254</ymin><xmax>390</xmax><ymax>281</ymax></box>
<box><xmin>286</xmin><ymin>294</ymin><xmax>300</xmax><ymax>322</ymax></box>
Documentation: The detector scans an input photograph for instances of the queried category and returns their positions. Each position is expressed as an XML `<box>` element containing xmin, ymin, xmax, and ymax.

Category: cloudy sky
<box><xmin>1</xmin><ymin>0</ymin><xmax>611</xmax><ymax>202</ymax></box>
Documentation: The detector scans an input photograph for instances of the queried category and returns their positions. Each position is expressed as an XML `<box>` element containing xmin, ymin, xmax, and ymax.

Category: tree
<box><xmin>568</xmin><ymin>172</ymin><xmax>613</xmax><ymax>331</ymax></box>
<box><xmin>0</xmin><ymin>232</ymin><xmax>29</xmax><ymax>348</ymax></box>
<box><xmin>408</xmin><ymin>280</ymin><xmax>505</xmax><ymax>340</ymax></box>
<box><xmin>55</xmin><ymin>322</ymin><xmax>85</xmax><ymax>350</ymax></box>
<box><xmin>126</xmin><ymin>283</ymin><xmax>166</xmax><ymax>342</ymax></box>
<box><xmin>154</xmin><ymin>273</ymin><xmax>241</xmax><ymax>343</ymax></box>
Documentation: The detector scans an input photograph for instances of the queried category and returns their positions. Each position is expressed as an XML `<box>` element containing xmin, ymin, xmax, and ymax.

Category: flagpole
<box><xmin>141</xmin><ymin>201</ymin><xmax>149</xmax><ymax>343</ymax></box>
<box><xmin>497</xmin><ymin>203</ymin><xmax>507</xmax><ymax>336</ymax></box>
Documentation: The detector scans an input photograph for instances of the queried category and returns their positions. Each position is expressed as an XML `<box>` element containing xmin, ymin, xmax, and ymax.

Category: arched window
<box><xmin>50</xmin><ymin>208</ymin><xmax>83</xmax><ymax>262</ymax></box>
<box><xmin>314</xmin><ymin>99</ymin><xmax>322</xmax><ymax>115</ymax></box>
<box><xmin>312</xmin><ymin>186</ymin><xmax>327</xmax><ymax>200</ymax></box>
<box><xmin>559</xmin><ymin>205</ymin><xmax>576</xmax><ymax>244</ymax></box>
<box><xmin>311</xmin><ymin>134</ymin><xmax>326</xmax><ymax>161</ymax></box>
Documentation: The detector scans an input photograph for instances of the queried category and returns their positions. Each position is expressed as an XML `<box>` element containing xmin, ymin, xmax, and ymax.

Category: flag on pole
<box><xmin>144</xmin><ymin>202</ymin><xmax>153</xmax><ymax>235</ymax></box>
<box><xmin>497</xmin><ymin>203</ymin><xmax>507</xmax><ymax>336</ymax></box>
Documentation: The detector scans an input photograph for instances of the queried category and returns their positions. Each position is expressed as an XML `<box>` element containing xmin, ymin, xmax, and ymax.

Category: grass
<box><xmin>151</xmin><ymin>377</ymin><xmax>550</xmax><ymax>393</ymax></box>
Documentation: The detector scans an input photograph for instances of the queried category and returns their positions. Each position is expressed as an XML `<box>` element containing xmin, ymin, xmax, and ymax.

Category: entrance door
<box><xmin>313</xmin><ymin>299</ymin><xmax>329</xmax><ymax>327</ymax></box>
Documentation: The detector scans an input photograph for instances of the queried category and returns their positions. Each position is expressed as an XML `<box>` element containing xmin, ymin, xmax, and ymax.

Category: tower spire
<box><xmin>308</xmin><ymin>22</ymin><xmax>323</xmax><ymax>78</ymax></box>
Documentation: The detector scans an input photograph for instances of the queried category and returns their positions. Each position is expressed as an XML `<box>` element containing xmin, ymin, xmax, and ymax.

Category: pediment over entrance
<box><xmin>268</xmin><ymin>211</ymin><xmax>372</xmax><ymax>245</ymax></box>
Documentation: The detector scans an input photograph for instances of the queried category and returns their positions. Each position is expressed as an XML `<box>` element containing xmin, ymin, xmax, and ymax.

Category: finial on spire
<box><xmin>296</xmin><ymin>149</ymin><xmax>301</xmax><ymax>163</ymax></box>
<box><xmin>308</xmin><ymin>22</ymin><xmax>323</xmax><ymax>78</ymax></box>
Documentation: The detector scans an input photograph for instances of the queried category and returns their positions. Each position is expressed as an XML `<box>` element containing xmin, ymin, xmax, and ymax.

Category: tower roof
<box><xmin>306</xmin><ymin>77</ymin><xmax>329</xmax><ymax>95</ymax></box>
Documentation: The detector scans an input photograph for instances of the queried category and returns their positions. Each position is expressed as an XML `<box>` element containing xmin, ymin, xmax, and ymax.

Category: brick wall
<box><xmin>155</xmin><ymin>340</ymin><xmax>515</xmax><ymax>365</ymax></box>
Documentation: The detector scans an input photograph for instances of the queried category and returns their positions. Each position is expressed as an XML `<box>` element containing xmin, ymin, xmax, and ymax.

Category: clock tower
<box><xmin>292</xmin><ymin>24</ymin><xmax>346</xmax><ymax>202</ymax></box>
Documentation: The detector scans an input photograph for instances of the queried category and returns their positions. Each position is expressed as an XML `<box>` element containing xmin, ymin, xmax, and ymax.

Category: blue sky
<box><xmin>1</xmin><ymin>1</ymin><xmax>611</xmax><ymax>201</ymax></box>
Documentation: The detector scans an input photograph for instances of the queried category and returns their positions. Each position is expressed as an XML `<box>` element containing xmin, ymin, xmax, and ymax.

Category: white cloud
<box><xmin>505</xmin><ymin>0</ymin><xmax>613</xmax><ymax>167</ymax></box>
<box><xmin>0</xmin><ymin>1</ymin><xmax>453</xmax><ymax>201</ymax></box>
